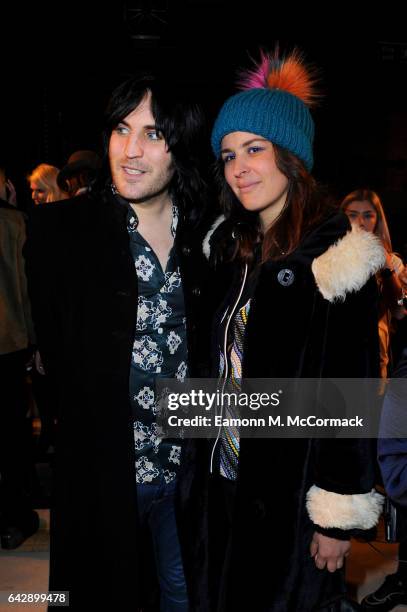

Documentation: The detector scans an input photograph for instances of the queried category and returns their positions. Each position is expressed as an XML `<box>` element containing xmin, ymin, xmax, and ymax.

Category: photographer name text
<box><xmin>166</xmin><ymin>415</ymin><xmax>364</xmax><ymax>428</ymax></box>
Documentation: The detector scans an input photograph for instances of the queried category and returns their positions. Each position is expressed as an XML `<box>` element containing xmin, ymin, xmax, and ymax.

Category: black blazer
<box><xmin>25</xmin><ymin>190</ymin><xmax>212</xmax><ymax>611</ymax></box>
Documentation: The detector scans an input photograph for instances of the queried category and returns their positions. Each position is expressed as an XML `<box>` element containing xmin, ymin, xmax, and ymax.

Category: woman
<box><xmin>28</xmin><ymin>163</ymin><xmax>67</xmax><ymax>205</ymax></box>
<box><xmin>26</xmin><ymin>163</ymin><xmax>66</xmax><ymax>461</ymax></box>
<box><xmin>341</xmin><ymin>189</ymin><xmax>406</xmax><ymax>378</ymax></box>
<box><xmin>206</xmin><ymin>49</ymin><xmax>385</xmax><ymax>611</ymax></box>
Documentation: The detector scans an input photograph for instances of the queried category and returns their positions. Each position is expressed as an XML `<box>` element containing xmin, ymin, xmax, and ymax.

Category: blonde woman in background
<box><xmin>341</xmin><ymin>189</ymin><xmax>406</xmax><ymax>378</ymax></box>
<box><xmin>26</xmin><ymin>164</ymin><xmax>67</xmax><ymax>458</ymax></box>
<box><xmin>28</xmin><ymin>163</ymin><xmax>67</xmax><ymax>205</ymax></box>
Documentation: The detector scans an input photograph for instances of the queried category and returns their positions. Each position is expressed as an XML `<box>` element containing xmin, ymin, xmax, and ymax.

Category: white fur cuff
<box><xmin>202</xmin><ymin>215</ymin><xmax>225</xmax><ymax>259</ymax></box>
<box><xmin>306</xmin><ymin>485</ymin><xmax>384</xmax><ymax>530</ymax></box>
<box><xmin>311</xmin><ymin>226</ymin><xmax>385</xmax><ymax>302</ymax></box>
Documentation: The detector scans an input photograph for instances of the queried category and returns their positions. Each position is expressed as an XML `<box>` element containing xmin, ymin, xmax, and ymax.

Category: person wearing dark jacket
<box><xmin>24</xmin><ymin>76</ymin><xmax>212</xmax><ymax>611</ymax></box>
<box><xmin>377</xmin><ymin>352</ymin><xmax>407</xmax><ymax>505</ymax></box>
<box><xmin>361</xmin><ymin>351</ymin><xmax>407</xmax><ymax>611</ymax></box>
<box><xmin>0</xmin><ymin>168</ymin><xmax>39</xmax><ymax>549</ymax></box>
<box><xmin>205</xmin><ymin>47</ymin><xmax>385</xmax><ymax>611</ymax></box>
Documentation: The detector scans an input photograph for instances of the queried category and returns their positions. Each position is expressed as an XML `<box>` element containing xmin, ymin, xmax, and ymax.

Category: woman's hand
<box><xmin>380</xmin><ymin>254</ymin><xmax>406</xmax><ymax>315</ymax></box>
<box><xmin>310</xmin><ymin>532</ymin><xmax>351</xmax><ymax>572</ymax></box>
<box><xmin>384</xmin><ymin>251</ymin><xmax>395</xmax><ymax>270</ymax></box>
<box><xmin>399</xmin><ymin>266</ymin><xmax>407</xmax><ymax>290</ymax></box>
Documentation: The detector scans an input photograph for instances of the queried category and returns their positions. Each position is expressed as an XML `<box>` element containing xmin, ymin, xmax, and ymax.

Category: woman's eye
<box><xmin>222</xmin><ymin>153</ymin><xmax>235</xmax><ymax>163</ymax></box>
<box><xmin>248</xmin><ymin>146</ymin><xmax>263</xmax><ymax>154</ymax></box>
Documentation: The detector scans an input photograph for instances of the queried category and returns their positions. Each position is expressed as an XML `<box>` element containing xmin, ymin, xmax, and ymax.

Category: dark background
<box><xmin>1</xmin><ymin>1</ymin><xmax>407</xmax><ymax>248</ymax></box>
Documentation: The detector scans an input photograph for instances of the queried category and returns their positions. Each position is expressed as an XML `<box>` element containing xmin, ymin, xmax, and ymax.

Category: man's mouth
<box><xmin>122</xmin><ymin>167</ymin><xmax>146</xmax><ymax>176</ymax></box>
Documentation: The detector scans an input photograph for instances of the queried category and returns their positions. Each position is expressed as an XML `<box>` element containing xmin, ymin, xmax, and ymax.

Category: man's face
<box><xmin>108</xmin><ymin>92</ymin><xmax>174</xmax><ymax>203</ymax></box>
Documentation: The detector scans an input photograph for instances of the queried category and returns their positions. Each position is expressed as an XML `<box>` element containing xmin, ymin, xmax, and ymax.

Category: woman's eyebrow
<box><xmin>221</xmin><ymin>137</ymin><xmax>268</xmax><ymax>154</ymax></box>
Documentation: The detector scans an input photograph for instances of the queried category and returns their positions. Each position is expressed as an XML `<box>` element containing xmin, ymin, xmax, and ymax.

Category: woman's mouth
<box><xmin>237</xmin><ymin>181</ymin><xmax>260</xmax><ymax>193</ymax></box>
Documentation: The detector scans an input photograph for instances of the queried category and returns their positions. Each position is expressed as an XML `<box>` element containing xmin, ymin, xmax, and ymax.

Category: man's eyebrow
<box><xmin>116</xmin><ymin>120</ymin><xmax>158</xmax><ymax>130</ymax></box>
<box><xmin>220</xmin><ymin>137</ymin><xmax>268</xmax><ymax>154</ymax></box>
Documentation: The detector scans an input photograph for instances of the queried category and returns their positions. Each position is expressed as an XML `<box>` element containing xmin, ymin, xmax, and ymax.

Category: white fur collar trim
<box><xmin>311</xmin><ymin>226</ymin><xmax>385</xmax><ymax>302</ymax></box>
<box><xmin>306</xmin><ymin>485</ymin><xmax>384</xmax><ymax>530</ymax></box>
<box><xmin>203</xmin><ymin>215</ymin><xmax>225</xmax><ymax>259</ymax></box>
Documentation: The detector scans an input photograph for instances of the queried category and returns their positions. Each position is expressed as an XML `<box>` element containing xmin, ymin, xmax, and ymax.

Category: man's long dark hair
<box><xmin>213</xmin><ymin>144</ymin><xmax>336</xmax><ymax>266</ymax></box>
<box><xmin>100</xmin><ymin>74</ymin><xmax>210</xmax><ymax>226</ymax></box>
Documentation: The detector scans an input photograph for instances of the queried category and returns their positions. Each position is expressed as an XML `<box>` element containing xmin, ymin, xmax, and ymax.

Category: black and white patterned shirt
<box><xmin>126</xmin><ymin>202</ymin><xmax>187</xmax><ymax>484</ymax></box>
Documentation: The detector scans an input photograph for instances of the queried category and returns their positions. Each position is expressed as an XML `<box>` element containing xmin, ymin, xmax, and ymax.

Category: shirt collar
<box><xmin>110</xmin><ymin>183</ymin><xmax>179</xmax><ymax>237</ymax></box>
<box><xmin>170</xmin><ymin>202</ymin><xmax>178</xmax><ymax>238</ymax></box>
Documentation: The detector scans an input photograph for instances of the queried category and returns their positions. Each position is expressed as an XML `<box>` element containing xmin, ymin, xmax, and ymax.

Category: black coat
<box><xmin>25</xmin><ymin>191</ymin><xmax>213</xmax><ymax>611</ymax></box>
<box><xmin>208</xmin><ymin>212</ymin><xmax>385</xmax><ymax>611</ymax></box>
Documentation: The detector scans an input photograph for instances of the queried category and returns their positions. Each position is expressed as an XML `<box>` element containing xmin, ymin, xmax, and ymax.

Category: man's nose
<box><xmin>125</xmin><ymin>136</ymin><xmax>143</xmax><ymax>158</ymax></box>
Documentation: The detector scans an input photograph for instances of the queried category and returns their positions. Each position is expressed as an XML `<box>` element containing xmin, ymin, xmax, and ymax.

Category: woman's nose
<box><xmin>234</xmin><ymin>158</ymin><xmax>249</xmax><ymax>177</ymax></box>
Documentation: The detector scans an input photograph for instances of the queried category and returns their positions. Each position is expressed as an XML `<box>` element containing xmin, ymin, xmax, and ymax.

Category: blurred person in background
<box><xmin>342</xmin><ymin>189</ymin><xmax>406</xmax><ymax>379</ymax></box>
<box><xmin>0</xmin><ymin>167</ymin><xmax>39</xmax><ymax>549</ymax></box>
<box><xmin>28</xmin><ymin>163</ymin><xmax>67</xmax><ymax>206</ymax></box>
<box><xmin>57</xmin><ymin>149</ymin><xmax>101</xmax><ymax>197</ymax></box>
<box><xmin>27</xmin><ymin>163</ymin><xmax>65</xmax><ymax>457</ymax></box>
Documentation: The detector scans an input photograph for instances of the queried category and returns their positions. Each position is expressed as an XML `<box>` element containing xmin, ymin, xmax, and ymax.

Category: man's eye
<box><xmin>114</xmin><ymin>125</ymin><xmax>129</xmax><ymax>135</ymax></box>
<box><xmin>146</xmin><ymin>130</ymin><xmax>162</xmax><ymax>140</ymax></box>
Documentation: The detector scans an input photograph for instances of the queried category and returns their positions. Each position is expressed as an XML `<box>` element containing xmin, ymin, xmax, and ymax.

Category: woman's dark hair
<box><xmin>100</xmin><ymin>74</ymin><xmax>210</xmax><ymax>225</ymax></box>
<box><xmin>213</xmin><ymin>144</ymin><xmax>336</xmax><ymax>265</ymax></box>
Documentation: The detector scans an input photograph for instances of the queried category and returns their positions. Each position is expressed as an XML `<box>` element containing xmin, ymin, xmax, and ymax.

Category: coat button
<box><xmin>182</xmin><ymin>245</ymin><xmax>191</xmax><ymax>256</ymax></box>
<box><xmin>192</xmin><ymin>287</ymin><xmax>201</xmax><ymax>297</ymax></box>
<box><xmin>277</xmin><ymin>268</ymin><xmax>295</xmax><ymax>286</ymax></box>
<box><xmin>116</xmin><ymin>290</ymin><xmax>130</xmax><ymax>297</ymax></box>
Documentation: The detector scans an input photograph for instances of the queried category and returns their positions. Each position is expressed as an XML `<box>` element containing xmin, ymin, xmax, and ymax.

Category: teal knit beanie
<box><xmin>211</xmin><ymin>49</ymin><xmax>317</xmax><ymax>172</ymax></box>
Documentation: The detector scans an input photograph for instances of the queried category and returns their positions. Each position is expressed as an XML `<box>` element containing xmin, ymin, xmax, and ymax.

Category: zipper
<box><xmin>210</xmin><ymin>263</ymin><xmax>248</xmax><ymax>474</ymax></box>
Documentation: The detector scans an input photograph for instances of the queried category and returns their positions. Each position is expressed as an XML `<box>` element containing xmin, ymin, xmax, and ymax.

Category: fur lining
<box><xmin>306</xmin><ymin>485</ymin><xmax>384</xmax><ymax>530</ymax></box>
<box><xmin>202</xmin><ymin>215</ymin><xmax>225</xmax><ymax>259</ymax></box>
<box><xmin>311</xmin><ymin>226</ymin><xmax>385</xmax><ymax>302</ymax></box>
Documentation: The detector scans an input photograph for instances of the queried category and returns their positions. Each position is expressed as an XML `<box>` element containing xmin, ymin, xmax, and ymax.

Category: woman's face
<box><xmin>30</xmin><ymin>181</ymin><xmax>47</xmax><ymax>205</ymax></box>
<box><xmin>221</xmin><ymin>131</ymin><xmax>289</xmax><ymax>230</ymax></box>
<box><xmin>344</xmin><ymin>200</ymin><xmax>377</xmax><ymax>233</ymax></box>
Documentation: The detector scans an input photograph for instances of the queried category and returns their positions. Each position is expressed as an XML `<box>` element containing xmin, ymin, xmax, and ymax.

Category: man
<box><xmin>25</xmin><ymin>77</ymin><xmax>212</xmax><ymax>611</ymax></box>
<box><xmin>56</xmin><ymin>150</ymin><xmax>101</xmax><ymax>197</ymax></box>
<box><xmin>0</xmin><ymin>168</ymin><xmax>39</xmax><ymax>549</ymax></box>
